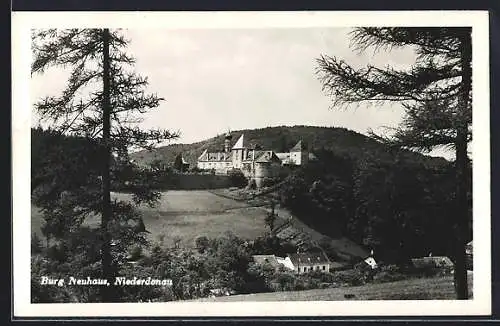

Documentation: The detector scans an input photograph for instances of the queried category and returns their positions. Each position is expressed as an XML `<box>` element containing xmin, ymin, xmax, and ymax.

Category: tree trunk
<box><xmin>454</xmin><ymin>27</ymin><xmax>472</xmax><ymax>300</ymax></box>
<box><xmin>101</xmin><ymin>28</ymin><xmax>114</xmax><ymax>302</ymax></box>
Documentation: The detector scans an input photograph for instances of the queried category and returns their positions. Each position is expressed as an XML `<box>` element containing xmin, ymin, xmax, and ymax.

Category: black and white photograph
<box><xmin>12</xmin><ymin>11</ymin><xmax>490</xmax><ymax>317</ymax></box>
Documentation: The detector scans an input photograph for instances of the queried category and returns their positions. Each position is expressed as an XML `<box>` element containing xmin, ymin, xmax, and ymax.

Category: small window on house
<box><xmin>322</xmin><ymin>266</ymin><xmax>326</xmax><ymax>270</ymax></box>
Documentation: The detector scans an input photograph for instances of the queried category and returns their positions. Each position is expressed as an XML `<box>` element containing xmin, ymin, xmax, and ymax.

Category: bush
<box><xmin>261</xmin><ymin>177</ymin><xmax>279</xmax><ymax>188</ymax></box>
<box><xmin>329</xmin><ymin>268</ymin><xmax>370</xmax><ymax>286</ymax></box>
<box><xmin>228</xmin><ymin>170</ymin><xmax>247</xmax><ymax>188</ymax></box>
<box><xmin>128</xmin><ymin>245</ymin><xmax>143</xmax><ymax>261</ymax></box>
<box><xmin>194</xmin><ymin>236</ymin><xmax>210</xmax><ymax>253</ymax></box>
<box><xmin>372</xmin><ymin>265</ymin><xmax>407</xmax><ymax>283</ymax></box>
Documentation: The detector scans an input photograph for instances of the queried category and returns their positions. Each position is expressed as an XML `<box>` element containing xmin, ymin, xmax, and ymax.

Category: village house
<box><xmin>197</xmin><ymin>132</ymin><xmax>315</xmax><ymax>187</ymax></box>
<box><xmin>287</xmin><ymin>252</ymin><xmax>332</xmax><ymax>274</ymax></box>
<box><xmin>252</xmin><ymin>254</ymin><xmax>295</xmax><ymax>271</ymax></box>
<box><xmin>411</xmin><ymin>256</ymin><xmax>454</xmax><ymax>275</ymax></box>
<box><xmin>466</xmin><ymin>240</ymin><xmax>473</xmax><ymax>270</ymax></box>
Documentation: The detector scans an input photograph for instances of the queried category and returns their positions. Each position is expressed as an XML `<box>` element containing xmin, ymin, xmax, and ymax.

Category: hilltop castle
<box><xmin>197</xmin><ymin>133</ymin><xmax>315</xmax><ymax>187</ymax></box>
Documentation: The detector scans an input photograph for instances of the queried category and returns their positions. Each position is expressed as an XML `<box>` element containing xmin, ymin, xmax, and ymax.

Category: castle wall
<box><xmin>254</xmin><ymin>162</ymin><xmax>281</xmax><ymax>188</ymax></box>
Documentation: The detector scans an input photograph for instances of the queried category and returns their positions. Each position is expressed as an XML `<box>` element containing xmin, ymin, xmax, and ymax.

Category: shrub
<box><xmin>329</xmin><ymin>268</ymin><xmax>369</xmax><ymax>286</ymax></box>
<box><xmin>228</xmin><ymin>170</ymin><xmax>247</xmax><ymax>188</ymax></box>
<box><xmin>372</xmin><ymin>265</ymin><xmax>407</xmax><ymax>283</ymax></box>
<box><xmin>194</xmin><ymin>236</ymin><xmax>210</xmax><ymax>253</ymax></box>
<box><xmin>128</xmin><ymin>245</ymin><xmax>143</xmax><ymax>261</ymax></box>
<box><xmin>261</xmin><ymin>177</ymin><xmax>279</xmax><ymax>188</ymax></box>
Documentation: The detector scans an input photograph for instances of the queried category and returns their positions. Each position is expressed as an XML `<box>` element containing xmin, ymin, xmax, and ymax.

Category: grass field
<box><xmin>31</xmin><ymin>190</ymin><xmax>270</xmax><ymax>248</ymax></box>
<box><xmin>31</xmin><ymin>189</ymin><xmax>367</xmax><ymax>256</ymax></box>
<box><xmin>194</xmin><ymin>273</ymin><xmax>473</xmax><ymax>301</ymax></box>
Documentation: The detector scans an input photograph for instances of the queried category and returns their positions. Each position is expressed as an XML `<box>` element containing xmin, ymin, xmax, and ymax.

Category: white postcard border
<box><xmin>12</xmin><ymin>10</ymin><xmax>491</xmax><ymax>317</ymax></box>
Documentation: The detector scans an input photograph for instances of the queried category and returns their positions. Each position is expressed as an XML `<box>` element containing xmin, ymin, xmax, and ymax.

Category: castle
<box><xmin>197</xmin><ymin>133</ymin><xmax>315</xmax><ymax>187</ymax></box>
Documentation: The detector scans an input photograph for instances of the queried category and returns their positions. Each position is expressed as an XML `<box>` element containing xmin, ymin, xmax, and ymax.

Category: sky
<box><xmin>30</xmin><ymin>28</ymin><xmax>454</xmax><ymax>159</ymax></box>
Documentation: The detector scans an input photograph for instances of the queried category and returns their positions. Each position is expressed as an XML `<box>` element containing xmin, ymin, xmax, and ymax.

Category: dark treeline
<box><xmin>130</xmin><ymin>125</ymin><xmax>451</xmax><ymax>169</ymax></box>
<box><xmin>279</xmin><ymin>148</ymin><xmax>472</xmax><ymax>264</ymax></box>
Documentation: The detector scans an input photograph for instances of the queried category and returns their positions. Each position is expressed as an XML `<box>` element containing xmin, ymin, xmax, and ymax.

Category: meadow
<box><xmin>195</xmin><ymin>273</ymin><xmax>474</xmax><ymax>301</ymax></box>
<box><xmin>31</xmin><ymin>190</ymin><xmax>271</xmax><ymax>248</ymax></box>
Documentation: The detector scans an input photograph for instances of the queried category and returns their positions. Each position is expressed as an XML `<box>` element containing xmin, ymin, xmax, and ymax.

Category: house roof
<box><xmin>411</xmin><ymin>256</ymin><xmax>454</xmax><ymax>269</ymax></box>
<box><xmin>276</xmin><ymin>256</ymin><xmax>295</xmax><ymax>270</ymax></box>
<box><xmin>288</xmin><ymin>252</ymin><xmax>330</xmax><ymax>266</ymax></box>
<box><xmin>252</xmin><ymin>255</ymin><xmax>280</xmax><ymax>268</ymax></box>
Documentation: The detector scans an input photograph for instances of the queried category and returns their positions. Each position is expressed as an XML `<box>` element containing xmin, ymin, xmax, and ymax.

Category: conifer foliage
<box><xmin>316</xmin><ymin>27</ymin><xmax>472</xmax><ymax>299</ymax></box>
<box><xmin>31</xmin><ymin>29</ymin><xmax>179</xmax><ymax>302</ymax></box>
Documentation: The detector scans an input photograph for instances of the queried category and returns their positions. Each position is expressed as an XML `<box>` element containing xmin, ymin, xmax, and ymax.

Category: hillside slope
<box><xmin>130</xmin><ymin>125</ymin><xmax>448</xmax><ymax>168</ymax></box>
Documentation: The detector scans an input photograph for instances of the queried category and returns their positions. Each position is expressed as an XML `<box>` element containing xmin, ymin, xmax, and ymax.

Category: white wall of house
<box><xmin>295</xmin><ymin>263</ymin><xmax>330</xmax><ymax>274</ymax></box>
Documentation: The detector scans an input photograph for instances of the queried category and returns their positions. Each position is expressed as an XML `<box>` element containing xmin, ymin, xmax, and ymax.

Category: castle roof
<box><xmin>198</xmin><ymin>149</ymin><xmax>232</xmax><ymax>162</ymax></box>
<box><xmin>290</xmin><ymin>140</ymin><xmax>304</xmax><ymax>152</ymax></box>
<box><xmin>255</xmin><ymin>151</ymin><xmax>281</xmax><ymax>163</ymax></box>
<box><xmin>232</xmin><ymin>134</ymin><xmax>246</xmax><ymax>149</ymax></box>
<box><xmin>197</xmin><ymin>149</ymin><xmax>208</xmax><ymax>161</ymax></box>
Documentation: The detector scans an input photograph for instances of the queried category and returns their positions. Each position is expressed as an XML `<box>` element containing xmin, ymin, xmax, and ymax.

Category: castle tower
<box><xmin>231</xmin><ymin>134</ymin><xmax>246</xmax><ymax>169</ymax></box>
<box><xmin>289</xmin><ymin>140</ymin><xmax>308</xmax><ymax>165</ymax></box>
<box><xmin>224</xmin><ymin>132</ymin><xmax>232</xmax><ymax>153</ymax></box>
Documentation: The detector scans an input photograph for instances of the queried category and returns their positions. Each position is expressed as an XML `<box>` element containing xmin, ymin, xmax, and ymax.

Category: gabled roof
<box><xmin>255</xmin><ymin>151</ymin><xmax>281</xmax><ymax>163</ymax></box>
<box><xmin>288</xmin><ymin>252</ymin><xmax>330</xmax><ymax>267</ymax></box>
<box><xmin>290</xmin><ymin>140</ymin><xmax>304</xmax><ymax>152</ymax></box>
<box><xmin>198</xmin><ymin>149</ymin><xmax>231</xmax><ymax>162</ymax></box>
<box><xmin>198</xmin><ymin>149</ymin><xmax>208</xmax><ymax>161</ymax></box>
<box><xmin>232</xmin><ymin>134</ymin><xmax>246</xmax><ymax>149</ymax></box>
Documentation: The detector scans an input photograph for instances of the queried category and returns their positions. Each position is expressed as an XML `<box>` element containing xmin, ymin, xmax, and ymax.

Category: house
<box><xmin>411</xmin><ymin>256</ymin><xmax>454</xmax><ymax>275</ymax></box>
<box><xmin>465</xmin><ymin>241</ymin><xmax>473</xmax><ymax>255</ymax></box>
<box><xmin>252</xmin><ymin>254</ymin><xmax>294</xmax><ymax>271</ymax></box>
<box><xmin>363</xmin><ymin>257</ymin><xmax>378</xmax><ymax>270</ymax></box>
<box><xmin>287</xmin><ymin>252</ymin><xmax>331</xmax><ymax>274</ymax></box>
<box><xmin>197</xmin><ymin>132</ymin><xmax>312</xmax><ymax>186</ymax></box>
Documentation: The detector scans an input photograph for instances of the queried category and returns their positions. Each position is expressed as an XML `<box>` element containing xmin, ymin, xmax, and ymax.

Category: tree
<box><xmin>264</xmin><ymin>201</ymin><xmax>277</xmax><ymax>234</ymax></box>
<box><xmin>31</xmin><ymin>28</ymin><xmax>179</xmax><ymax>302</ymax></box>
<box><xmin>173</xmin><ymin>153</ymin><xmax>185</xmax><ymax>173</ymax></box>
<box><xmin>316</xmin><ymin>27</ymin><xmax>471</xmax><ymax>299</ymax></box>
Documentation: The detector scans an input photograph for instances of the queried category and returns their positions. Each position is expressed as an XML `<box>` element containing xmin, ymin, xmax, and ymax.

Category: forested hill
<box><xmin>129</xmin><ymin>125</ymin><xmax>449</xmax><ymax>168</ymax></box>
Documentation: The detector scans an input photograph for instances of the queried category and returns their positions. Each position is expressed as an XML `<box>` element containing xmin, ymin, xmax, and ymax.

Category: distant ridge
<box><xmin>129</xmin><ymin>125</ymin><xmax>449</xmax><ymax>168</ymax></box>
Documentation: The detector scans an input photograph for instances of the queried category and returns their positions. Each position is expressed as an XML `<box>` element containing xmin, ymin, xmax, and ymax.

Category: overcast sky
<box><xmin>30</xmin><ymin>28</ymin><xmax>453</xmax><ymax>159</ymax></box>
